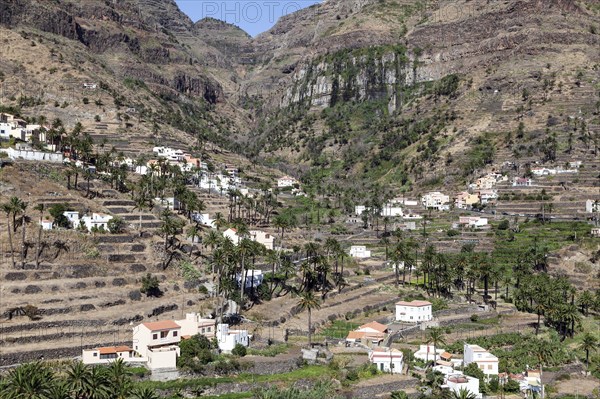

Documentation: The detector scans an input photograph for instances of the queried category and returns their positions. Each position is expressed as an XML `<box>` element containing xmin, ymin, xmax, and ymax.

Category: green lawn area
<box><xmin>318</xmin><ymin>320</ymin><xmax>361</xmax><ymax>339</ymax></box>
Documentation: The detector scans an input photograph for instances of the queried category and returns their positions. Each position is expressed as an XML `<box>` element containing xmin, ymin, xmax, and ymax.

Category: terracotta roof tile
<box><xmin>97</xmin><ymin>346</ymin><xmax>131</xmax><ymax>354</ymax></box>
<box><xmin>142</xmin><ymin>320</ymin><xmax>180</xmax><ymax>331</ymax></box>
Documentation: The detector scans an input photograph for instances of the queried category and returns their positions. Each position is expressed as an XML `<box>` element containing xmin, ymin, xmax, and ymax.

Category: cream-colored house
<box><xmin>175</xmin><ymin>313</ymin><xmax>216</xmax><ymax>338</ymax></box>
<box><xmin>132</xmin><ymin>320</ymin><xmax>181</xmax><ymax>370</ymax></box>
<box><xmin>249</xmin><ymin>230</ymin><xmax>275</xmax><ymax>250</ymax></box>
<box><xmin>455</xmin><ymin>192</ymin><xmax>480</xmax><ymax>209</ymax></box>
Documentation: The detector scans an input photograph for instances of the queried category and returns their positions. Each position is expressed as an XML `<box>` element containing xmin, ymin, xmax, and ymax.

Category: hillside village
<box><xmin>0</xmin><ymin>0</ymin><xmax>599</xmax><ymax>397</ymax></box>
<box><xmin>0</xmin><ymin>105</ymin><xmax>599</xmax><ymax>399</ymax></box>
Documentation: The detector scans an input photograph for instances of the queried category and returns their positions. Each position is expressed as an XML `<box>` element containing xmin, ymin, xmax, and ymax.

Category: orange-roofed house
<box><xmin>395</xmin><ymin>300</ymin><xmax>433</xmax><ymax>323</ymax></box>
<box><xmin>345</xmin><ymin>330</ymin><xmax>367</xmax><ymax>343</ymax></box>
<box><xmin>82</xmin><ymin>346</ymin><xmax>136</xmax><ymax>365</ymax></box>
<box><xmin>132</xmin><ymin>320</ymin><xmax>181</xmax><ymax>370</ymax></box>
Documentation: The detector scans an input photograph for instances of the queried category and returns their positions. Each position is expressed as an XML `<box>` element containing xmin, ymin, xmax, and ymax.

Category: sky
<box><xmin>175</xmin><ymin>0</ymin><xmax>321</xmax><ymax>37</ymax></box>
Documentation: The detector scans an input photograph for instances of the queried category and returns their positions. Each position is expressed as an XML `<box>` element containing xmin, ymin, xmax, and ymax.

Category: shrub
<box><xmin>232</xmin><ymin>343</ymin><xmax>247</xmax><ymax>357</ymax></box>
<box><xmin>140</xmin><ymin>273</ymin><xmax>161</xmax><ymax>297</ymax></box>
<box><xmin>446</xmin><ymin>229</ymin><xmax>460</xmax><ymax>237</ymax></box>
<box><xmin>470</xmin><ymin>314</ymin><xmax>479</xmax><ymax>322</ymax></box>
<box><xmin>497</xmin><ymin>219</ymin><xmax>510</xmax><ymax>230</ymax></box>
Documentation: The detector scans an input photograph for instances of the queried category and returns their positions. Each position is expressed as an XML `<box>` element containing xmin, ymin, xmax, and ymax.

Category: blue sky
<box><xmin>175</xmin><ymin>0</ymin><xmax>321</xmax><ymax>37</ymax></box>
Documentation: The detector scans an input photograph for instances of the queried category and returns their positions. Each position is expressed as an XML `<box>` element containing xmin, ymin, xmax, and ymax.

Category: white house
<box><xmin>464</xmin><ymin>343</ymin><xmax>499</xmax><ymax>376</ymax></box>
<box><xmin>82</xmin><ymin>346</ymin><xmax>137</xmax><ymax>365</ymax></box>
<box><xmin>478</xmin><ymin>189</ymin><xmax>498</xmax><ymax>204</ymax></box>
<box><xmin>81</xmin><ymin>213</ymin><xmax>113</xmax><ymax>232</ymax></box>
<box><xmin>513</xmin><ymin>177</ymin><xmax>533</xmax><ymax>187</ymax></box>
<box><xmin>349</xmin><ymin>245</ymin><xmax>371</xmax><ymax>258</ymax></box>
<box><xmin>153</xmin><ymin>146</ymin><xmax>184</xmax><ymax>162</ymax></box>
<box><xmin>414</xmin><ymin>344</ymin><xmax>445</xmax><ymax>362</ymax></box>
<box><xmin>355</xmin><ymin>203</ymin><xmax>403</xmax><ymax>217</ymax></box>
<box><xmin>586</xmin><ymin>199</ymin><xmax>599</xmax><ymax>213</ymax></box>
<box><xmin>395</xmin><ymin>300</ymin><xmax>432</xmax><ymax>323</ymax></box>
<box><xmin>421</xmin><ymin>192</ymin><xmax>450</xmax><ymax>211</ymax></box>
<box><xmin>249</xmin><ymin>230</ymin><xmax>274</xmax><ymax>250</ymax></box>
<box><xmin>236</xmin><ymin>269</ymin><xmax>264</xmax><ymax>289</ymax></box>
<box><xmin>175</xmin><ymin>313</ymin><xmax>216</xmax><ymax>338</ymax></box>
<box><xmin>63</xmin><ymin>211</ymin><xmax>80</xmax><ymax>227</ymax></box>
<box><xmin>41</xmin><ymin>220</ymin><xmax>54</xmax><ymax>230</ymax></box>
<box><xmin>215</xmin><ymin>323</ymin><xmax>249</xmax><ymax>352</ymax></box>
<box><xmin>277</xmin><ymin>175</ymin><xmax>299</xmax><ymax>188</ymax></box>
<box><xmin>192</xmin><ymin>212</ymin><xmax>216</xmax><ymax>229</ymax></box>
<box><xmin>369</xmin><ymin>348</ymin><xmax>403</xmax><ymax>374</ymax></box>
<box><xmin>458</xmin><ymin>216</ymin><xmax>488</xmax><ymax>228</ymax></box>
<box><xmin>223</xmin><ymin>228</ymin><xmax>240</xmax><ymax>245</ymax></box>
<box><xmin>132</xmin><ymin>320</ymin><xmax>181</xmax><ymax>370</ymax></box>
<box><xmin>592</xmin><ymin>227</ymin><xmax>600</xmax><ymax>238</ymax></box>
<box><xmin>443</xmin><ymin>374</ymin><xmax>482</xmax><ymax>399</ymax></box>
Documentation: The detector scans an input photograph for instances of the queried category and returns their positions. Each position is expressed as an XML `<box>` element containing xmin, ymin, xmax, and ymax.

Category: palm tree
<box><xmin>66</xmin><ymin>361</ymin><xmax>92</xmax><ymax>398</ymax></box>
<box><xmin>4</xmin><ymin>362</ymin><xmax>54</xmax><ymax>399</ymax></box>
<box><xmin>214</xmin><ymin>212</ymin><xmax>227</xmax><ymax>231</ymax></box>
<box><xmin>579</xmin><ymin>333</ymin><xmax>598</xmax><ymax>372</ymax></box>
<box><xmin>1</xmin><ymin>199</ymin><xmax>17</xmax><ymax>268</ymax></box>
<box><xmin>130</xmin><ymin>387</ymin><xmax>160</xmax><ymax>399</ymax></box>
<box><xmin>297</xmin><ymin>291</ymin><xmax>321</xmax><ymax>347</ymax></box>
<box><xmin>133</xmin><ymin>193</ymin><xmax>152</xmax><ymax>237</ymax></box>
<box><xmin>86</xmin><ymin>366</ymin><xmax>110</xmax><ymax>399</ymax></box>
<box><xmin>186</xmin><ymin>225</ymin><xmax>201</xmax><ymax>257</ymax></box>
<box><xmin>18</xmin><ymin>201</ymin><xmax>29</xmax><ymax>268</ymax></box>
<box><xmin>33</xmin><ymin>204</ymin><xmax>44</xmax><ymax>267</ymax></box>
<box><xmin>107</xmin><ymin>358</ymin><xmax>132</xmax><ymax>399</ymax></box>
<box><xmin>425</xmin><ymin>327</ymin><xmax>446</xmax><ymax>365</ymax></box>
<box><xmin>452</xmin><ymin>387</ymin><xmax>478</xmax><ymax>399</ymax></box>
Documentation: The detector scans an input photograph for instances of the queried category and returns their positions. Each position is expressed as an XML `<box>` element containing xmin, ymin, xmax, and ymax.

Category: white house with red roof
<box><xmin>82</xmin><ymin>346</ymin><xmax>137</xmax><ymax>365</ymax></box>
<box><xmin>395</xmin><ymin>300</ymin><xmax>433</xmax><ymax>322</ymax></box>
<box><xmin>369</xmin><ymin>347</ymin><xmax>404</xmax><ymax>374</ymax></box>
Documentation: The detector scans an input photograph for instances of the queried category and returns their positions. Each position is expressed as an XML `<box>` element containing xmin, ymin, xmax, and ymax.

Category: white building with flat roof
<box><xmin>369</xmin><ymin>348</ymin><xmax>403</xmax><ymax>374</ymax></box>
<box><xmin>421</xmin><ymin>192</ymin><xmax>450</xmax><ymax>211</ymax></box>
<box><xmin>175</xmin><ymin>313</ymin><xmax>216</xmax><ymax>338</ymax></box>
<box><xmin>443</xmin><ymin>374</ymin><xmax>482</xmax><ymax>399</ymax></box>
<box><xmin>277</xmin><ymin>175</ymin><xmax>299</xmax><ymax>188</ymax></box>
<box><xmin>349</xmin><ymin>245</ymin><xmax>371</xmax><ymax>258</ymax></box>
<box><xmin>215</xmin><ymin>324</ymin><xmax>249</xmax><ymax>352</ymax></box>
<box><xmin>464</xmin><ymin>343</ymin><xmax>499</xmax><ymax>376</ymax></box>
<box><xmin>395</xmin><ymin>300</ymin><xmax>432</xmax><ymax>322</ymax></box>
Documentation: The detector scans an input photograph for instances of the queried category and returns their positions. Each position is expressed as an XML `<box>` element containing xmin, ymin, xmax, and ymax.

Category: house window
<box><xmin>173</xmin><ymin>331</ymin><xmax>178</xmax><ymax>337</ymax></box>
<box><xmin>201</xmin><ymin>328</ymin><xmax>205</xmax><ymax>333</ymax></box>
<box><xmin>160</xmin><ymin>331</ymin><xmax>168</xmax><ymax>338</ymax></box>
<box><xmin>488</xmin><ymin>365</ymin><xmax>492</xmax><ymax>370</ymax></box>
<box><xmin>152</xmin><ymin>334</ymin><xmax>158</xmax><ymax>340</ymax></box>
<box><xmin>93</xmin><ymin>353</ymin><xmax>97</xmax><ymax>357</ymax></box>
<box><xmin>480</xmin><ymin>365</ymin><xmax>484</xmax><ymax>370</ymax></box>
<box><xmin>207</xmin><ymin>327</ymin><xmax>211</xmax><ymax>332</ymax></box>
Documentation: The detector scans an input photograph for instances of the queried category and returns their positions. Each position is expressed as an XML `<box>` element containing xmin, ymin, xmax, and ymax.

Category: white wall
<box><xmin>146</xmin><ymin>347</ymin><xmax>178</xmax><ymax>370</ymax></box>
<box><xmin>396</xmin><ymin>305</ymin><xmax>432</xmax><ymax>322</ymax></box>
<box><xmin>2</xmin><ymin>148</ymin><xmax>63</xmax><ymax>162</ymax></box>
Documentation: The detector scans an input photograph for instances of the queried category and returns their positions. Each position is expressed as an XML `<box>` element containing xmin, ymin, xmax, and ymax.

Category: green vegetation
<box><xmin>140</xmin><ymin>273</ymin><xmax>161</xmax><ymax>297</ymax></box>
